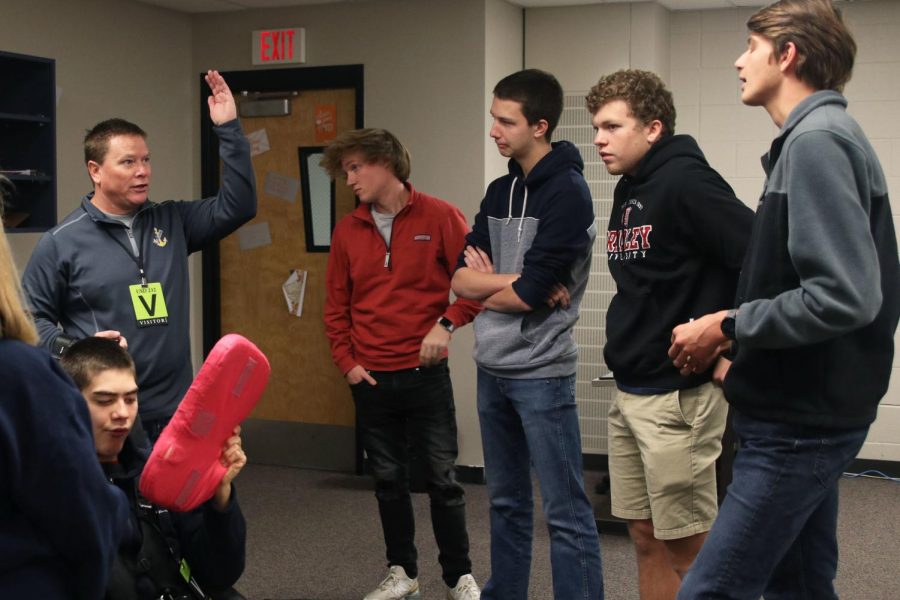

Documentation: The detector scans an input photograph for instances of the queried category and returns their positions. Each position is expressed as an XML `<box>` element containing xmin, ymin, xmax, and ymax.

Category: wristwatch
<box><xmin>51</xmin><ymin>334</ymin><xmax>78</xmax><ymax>359</ymax></box>
<box><xmin>721</xmin><ymin>309</ymin><xmax>738</xmax><ymax>340</ymax></box>
<box><xmin>437</xmin><ymin>316</ymin><xmax>455</xmax><ymax>333</ymax></box>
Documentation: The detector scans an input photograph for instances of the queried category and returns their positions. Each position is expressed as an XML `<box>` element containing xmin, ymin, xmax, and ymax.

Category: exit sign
<box><xmin>252</xmin><ymin>28</ymin><xmax>306</xmax><ymax>65</ymax></box>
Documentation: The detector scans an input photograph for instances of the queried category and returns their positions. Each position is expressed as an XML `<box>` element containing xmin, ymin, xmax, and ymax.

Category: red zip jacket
<box><xmin>325</xmin><ymin>183</ymin><xmax>482</xmax><ymax>374</ymax></box>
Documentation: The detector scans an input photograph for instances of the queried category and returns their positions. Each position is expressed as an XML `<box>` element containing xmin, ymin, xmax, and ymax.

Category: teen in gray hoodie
<box><xmin>453</xmin><ymin>69</ymin><xmax>603</xmax><ymax>600</ymax></box>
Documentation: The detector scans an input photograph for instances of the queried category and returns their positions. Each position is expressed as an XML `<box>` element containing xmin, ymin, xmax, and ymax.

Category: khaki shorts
<box><xmin>608</xmin><ymin>382</ymin><xmax>727</xmax><ymax>540</ymax></box>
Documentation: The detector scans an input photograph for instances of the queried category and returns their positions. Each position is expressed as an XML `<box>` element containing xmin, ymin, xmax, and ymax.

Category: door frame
<box><xmin>200</xmin><ymin>64</ymin><xmax>364</xmax><ymax>355</ymax></box>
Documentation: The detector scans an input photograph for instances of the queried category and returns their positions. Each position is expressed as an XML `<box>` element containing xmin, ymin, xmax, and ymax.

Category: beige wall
<box><xmin>526</xmin><ymin>3</ymin><xmax>631</xmax><ymax>92</ymax></box>
<box><xmin>631</xmin><ymin>1</ymin><xmax>670</xmax><ymax>79</ymax></box>
<box><xmin>525</xmin><ymin>2</ymin><xmax>670</xmax><ymax>91</ymax></box>
<box><xmin>449</xmin><ymin>0</ymin><xmax>525</xmax><ymax>464</ymax></box>
<box><xmin>190</xmin><ymin>0</ymin><xmax>488</xmax><ymax>205</ymax></box>
<box><xmin>484</xmin><ymin>0</ymin><xmax>524</xmax><ymax>188</ymax></box>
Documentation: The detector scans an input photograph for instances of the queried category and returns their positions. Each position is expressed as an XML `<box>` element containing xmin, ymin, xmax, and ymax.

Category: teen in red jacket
<box><xmin>322</xmin><ymin>128</ymin><xmax>482</xmax><ymax>600</ymax></box>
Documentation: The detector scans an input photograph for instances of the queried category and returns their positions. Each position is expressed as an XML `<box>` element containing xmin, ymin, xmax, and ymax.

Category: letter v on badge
<box><xmin>129</xmin><ymin>282</ymin><xmax>170</xmax><ymax>327</ymax></box>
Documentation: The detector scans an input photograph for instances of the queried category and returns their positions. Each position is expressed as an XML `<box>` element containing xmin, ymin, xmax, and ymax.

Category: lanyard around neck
<box><xmin>102</xmin><ymin>222</ymin><xmax>148</xmax><ymax>286</ymax></box>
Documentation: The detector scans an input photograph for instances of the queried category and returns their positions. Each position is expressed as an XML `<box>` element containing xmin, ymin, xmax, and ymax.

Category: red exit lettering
<box><xmin>259</xmin><ymin>29</ymin><xmax>295</xmax><ymax>62</ymax></box>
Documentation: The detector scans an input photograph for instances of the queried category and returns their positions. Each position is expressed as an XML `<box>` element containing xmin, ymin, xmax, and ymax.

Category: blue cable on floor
<box><xmin>842</xmin><ymin>469</ymin><xmax>900</xmax><ymax>484</ymax></box>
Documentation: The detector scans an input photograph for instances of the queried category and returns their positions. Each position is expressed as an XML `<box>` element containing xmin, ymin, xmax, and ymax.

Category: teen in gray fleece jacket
<box><xmin>671</xmin><ymin>3</ymin><xmax>899</xmax><ymax>598</ymax></box>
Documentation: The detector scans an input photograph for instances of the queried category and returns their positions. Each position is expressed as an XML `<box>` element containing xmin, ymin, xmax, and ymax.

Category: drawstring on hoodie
<box><xmin>505</xmin><ymin>177</ymin><xmax>529</xmax><ymax>242</ymax></box>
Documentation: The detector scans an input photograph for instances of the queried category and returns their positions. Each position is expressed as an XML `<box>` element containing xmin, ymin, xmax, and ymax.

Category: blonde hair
<box><xmin>320</xmin><ymin>128</ymin><xmax>411</xmax><ymax>182</ymax></box>
<box><xmin>0</xmin><ymin>177</ymin><xmax>39</xmax><ymax>344</ymax></box>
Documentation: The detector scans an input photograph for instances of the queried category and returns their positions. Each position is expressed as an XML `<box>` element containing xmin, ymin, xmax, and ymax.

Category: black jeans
<box><xmin>351</xmin><ymin>360</ymin><xmax>472</xmax><ymax>587</ymax></box>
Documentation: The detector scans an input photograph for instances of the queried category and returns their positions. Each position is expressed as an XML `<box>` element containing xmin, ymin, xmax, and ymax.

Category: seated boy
<box><xmin>61</xmin><ymin>337</ymin><xmax>248</xmax><ymax>600</ymax></box>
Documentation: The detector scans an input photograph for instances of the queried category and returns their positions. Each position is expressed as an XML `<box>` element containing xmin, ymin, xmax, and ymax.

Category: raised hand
<box><xmin>205</xmin><ymin>69</ymin><xmax>237</xmax><ymax>126</ymax></box>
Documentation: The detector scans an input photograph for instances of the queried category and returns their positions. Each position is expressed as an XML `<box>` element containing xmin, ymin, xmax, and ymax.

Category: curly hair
<box><xmin>747</xmin><ymin>0</ymin><xmax>855</xmax><ymax>92</ymax></box>
<box><xmin>320</xmin><ymin>128</ymin><xmax>411</xmax><ymax>182</ymax></box>
<box><xmin>585</xmin><ymin>70</ymin><xmax>676</xmax><ymax>137</ymax></box>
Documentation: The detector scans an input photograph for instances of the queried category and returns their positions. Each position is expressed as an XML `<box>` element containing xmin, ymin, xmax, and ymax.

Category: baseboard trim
<box><xmin>453</xmin><ymin>455</ymin><xmax>609</xmax><ymax>485</ymax></box>
<box><xmin>242</xmin><ymin>418</ymin><xmax>356</xmax><ymax>472</ymax></box>
<box><xmin>586</xmin><ymin>456</ymin><xmax>900</xmax><ymax>479</ymax></box>
<box><xmin>247</xmin><ymin>448</ymin><xmax>900</xmax><ymax>483</ymax></box>
<box><xmin>583</xmin><ymin>453</ymin><xmax>610</xmax><ymax>472</ymax></box>
<box><xmin>456</xmin><ymin>465</ymin><xmax>486</xmax><ymax>484</ymax></box>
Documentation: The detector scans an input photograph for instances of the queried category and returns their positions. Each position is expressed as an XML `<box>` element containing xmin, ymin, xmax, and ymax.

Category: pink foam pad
<box><xmin>139</xmin><ymin>334</ymin><xmax>270</xmax><ymax>511</ymax></box>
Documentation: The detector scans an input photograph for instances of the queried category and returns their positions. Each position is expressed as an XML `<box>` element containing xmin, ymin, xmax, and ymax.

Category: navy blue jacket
<box><xmin>104</xmin><ymin>431</ymin><xmax>246</xmax><ymax>598</ymax></box>
<box><xmin>0</xmin><ymin>340</ymin><xmax>128</xmax><ymax>600</ymax></box>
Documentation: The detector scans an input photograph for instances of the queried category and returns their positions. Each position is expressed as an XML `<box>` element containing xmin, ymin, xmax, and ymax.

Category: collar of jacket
<box><xmin>81</xmin><ymin>192</ymin><xmax>152</xmax><ymax>225</ymax></box>
<box><xmin>350</xmin><ymin>181</ymin><xmax>419</xmax><ymax>225</ymax></box>
<box><xmin>761</xmin><ymin>90</ymin><xmax>847</xmax><ymax>175</ymax></box>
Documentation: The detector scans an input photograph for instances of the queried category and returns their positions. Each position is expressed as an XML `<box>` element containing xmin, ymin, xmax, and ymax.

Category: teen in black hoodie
<box><xmin>604</xmin><ymin>134</ymin><xmax>753</xmax><ymax>390</ymax></box>
<box><xmin>588</xmin><ymin>69</ymin><xmax>753</xmax><ymax>600</ymax></box>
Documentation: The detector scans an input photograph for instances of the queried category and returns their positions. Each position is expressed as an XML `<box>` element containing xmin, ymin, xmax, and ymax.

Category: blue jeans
<box><xmin>678</xmin><ymin>410</ymin><xmax>869</xmax><ymax>600</ymax></box>
<box><xmin>351</xmin><ymin>360</ymin><xmax>471</xmax><ymax>587</ymax></box>
<box><xmin>477</xmin><ymin>369</ymin><xmax>603</xmax><ymax>600</ymax></box>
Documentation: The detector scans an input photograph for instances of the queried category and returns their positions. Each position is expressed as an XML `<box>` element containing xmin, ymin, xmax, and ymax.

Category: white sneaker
<box><xmin>447</xmin><ymin>574</ymin><xmax>481</xmax><ymax>600</ymax></box>
<box><xmin>363</xmin><ymin>565</ymin><xmax>421</xmax><ymax>600</ymax></box>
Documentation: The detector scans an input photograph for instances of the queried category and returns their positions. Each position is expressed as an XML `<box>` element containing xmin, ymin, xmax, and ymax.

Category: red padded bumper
<box><xmin>139</xmin><ymin>334</ymin><xmax>270</xmax><ymax>511</ymax></box>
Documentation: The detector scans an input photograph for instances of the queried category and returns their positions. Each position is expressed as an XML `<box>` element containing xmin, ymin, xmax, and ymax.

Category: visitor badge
<box><xmin>129</xmin><ymin>282</ymin><xmax>169</xmax><ymax>327</ymax></box>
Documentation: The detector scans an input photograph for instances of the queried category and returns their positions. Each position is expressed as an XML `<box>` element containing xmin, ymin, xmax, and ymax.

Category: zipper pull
<box><xmin>384</xmin><ymin>252</ymin><xmax>391</xmax><ymax>269</ymax></box>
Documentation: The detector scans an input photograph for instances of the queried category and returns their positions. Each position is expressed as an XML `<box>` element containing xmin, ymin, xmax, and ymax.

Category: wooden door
<box><xmin>213</xmin><ymin>85</ymin><xmax>359</xmax><ymax>470</ymax></box>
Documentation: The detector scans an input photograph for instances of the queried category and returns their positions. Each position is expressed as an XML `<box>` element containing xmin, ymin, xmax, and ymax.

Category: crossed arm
<box><xmin>452</xmin><ymin>245</ymin><xmax>569</xmax><ymax>312</ymax></box>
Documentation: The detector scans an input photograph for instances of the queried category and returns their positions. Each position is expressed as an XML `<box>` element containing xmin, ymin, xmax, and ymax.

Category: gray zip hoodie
<box><xmin>460</xmin><ymin>141</ymin><xmax>596</xmax><ymax>379</ymax></box>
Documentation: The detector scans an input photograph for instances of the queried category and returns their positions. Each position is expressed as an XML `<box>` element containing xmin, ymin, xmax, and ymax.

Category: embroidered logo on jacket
<box><xmin>414</xmin><ymin>234</ymin><xmax>431</xmax><ymax>241</ymax></box>
<box><xmin>152</xmin><ymin>227</ymin><xmax>168</xmax><ymax>248</ymax></box>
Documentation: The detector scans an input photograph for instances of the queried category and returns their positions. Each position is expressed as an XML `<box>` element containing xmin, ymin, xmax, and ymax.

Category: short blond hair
<box><xmin>320</xmin><ymin>128</ymin><xmax>410</xmax><ymax>181</ymax></box>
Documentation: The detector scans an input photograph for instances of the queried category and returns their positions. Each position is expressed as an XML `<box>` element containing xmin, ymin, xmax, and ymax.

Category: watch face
<box><xmin>439</xmin><ymin>317</ymin><xmax>454</xmax><ymax>332</ymax></box>
<box><xmin>722</xmin><ymin>317</ymin><xmax>736</xmax><ymax>340</ymax></box>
